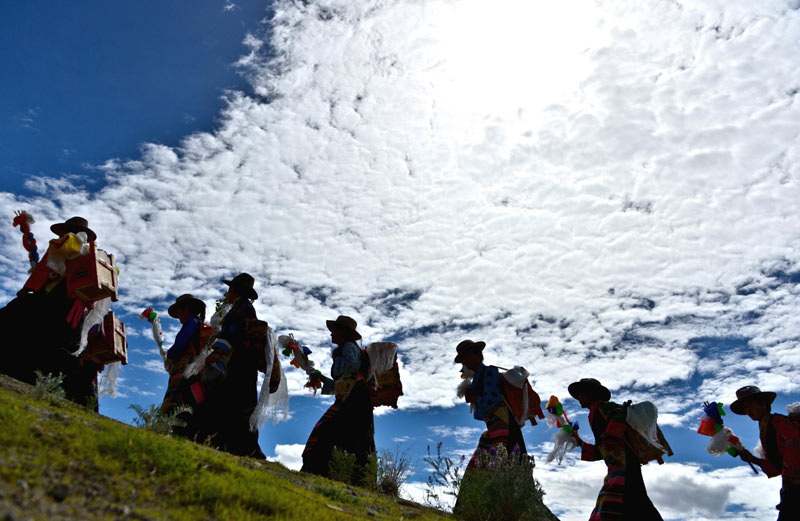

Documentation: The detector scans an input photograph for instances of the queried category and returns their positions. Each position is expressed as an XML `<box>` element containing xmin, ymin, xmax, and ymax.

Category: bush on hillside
<box><xmin>377</xmin><ymin>447</ymin><xmax>414</xmax><ymax>496</ymax></box>
<box><xmin>129</xmin><ymin>403</ymin><xmax>192</xmax><ymax>435</ymax></box>
<box><xmin>454</xmin><ymin>445</ymin><xmax>548</xmax><ymax>521</ymax></box>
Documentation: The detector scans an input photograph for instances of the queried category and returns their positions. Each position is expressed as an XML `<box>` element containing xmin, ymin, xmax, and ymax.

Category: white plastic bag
<box><xmin>626</xmin><ymin>401</ymin><xmax>666</xmax><ymax>452</ymax></box>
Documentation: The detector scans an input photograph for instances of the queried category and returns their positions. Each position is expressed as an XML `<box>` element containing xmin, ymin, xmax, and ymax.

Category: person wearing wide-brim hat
<box><xmin>732</xmin><ymin>385</ymin><xmax>800</xmax><ymax>520</ymax></box>
<box><xmin>198</xmin><ymin>273</ymin><xmax>265</xmax><ymax>459</ymax></box>
<box><xmin>568</xmin><ymin>378</ymin><xmax>665</xmax><ymax>521</ymax></box>
<box><xmin>452</xmin><ymin>339</ymin><xmax>531</xmax><ymax>512</ymax></box>
<box><xmin>50</xmin><ymin>216</ymin><xmax>97</xmax><ymax>242</ymax></box>
<box><xmin>163</xmin><ymin>294</ymin><xmax>207</xmax><ymax>374</ymax></box>
<box><xmin>301</xmin><ymin>315</ymin><xmax>375</xmax><ymax>483</ymax></box>
<box><xmin>0</xmin><ymin>215</ymin><xmax>105</xmax><ymax>411</ymax></box>
<box><xmin>159</xmin><ymin>294</ymin><xmax>209</xmax><ymax>438</ymax></box>
<box><xmin>222</xmin><ymin>273</ymin><xmax>258</xmax><ymax>301</ymax></box>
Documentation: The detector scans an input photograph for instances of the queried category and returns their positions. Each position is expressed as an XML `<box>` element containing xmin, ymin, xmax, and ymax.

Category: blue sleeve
<box><xmin>166</xmin><ymin>318</ymin><xmax>201</xmax><ymax>360</ymax></box>
<box><xmin>332</xmin><ymin>342</ymin><xmax>361</xmax><ymax>379</ymax></box>
<box><xmin>473</xmin><ymin>365</ymin><xmax>504</xmax><ymax>421</ymax></box>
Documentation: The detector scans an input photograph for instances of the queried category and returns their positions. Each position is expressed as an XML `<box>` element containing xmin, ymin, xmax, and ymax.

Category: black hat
<box><xmin>326</xmin><ymin>315</ymin><xmax>362</xmax><ymax>340</ymax></box>
<box><xmin>730</xmin><ymin>385</ymin><xmax>777</xmax><ymax>415</ymax></box>
<box><xmin>568</xmin><ymin>378</ymin><xmax>611</xmax><ymax>402</ymax></box>
<box><xmin>454</xmin><ymin>339</ymin><xmax>486</xmax><ymax>364</ymax></box>
<box><xmin>50</xmin><ymin>216</ymin><xmax>96</xmax><ymax>242</ymax></box>
<box><xmin>167</xmin><ymin>294</ymin><xmax>206</xmax><ymax>319</ymax></box>
<box><xmin>223</xmin><ymin>273</ymin><xmax>258</xmax><ymax>300</ymax></box>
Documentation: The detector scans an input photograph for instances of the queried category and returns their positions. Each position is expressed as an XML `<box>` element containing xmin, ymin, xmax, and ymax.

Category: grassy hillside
<box><xmin>0</xmin><ymin>375</ymin><xmax>451</xmax><ymax>521</ymax></box>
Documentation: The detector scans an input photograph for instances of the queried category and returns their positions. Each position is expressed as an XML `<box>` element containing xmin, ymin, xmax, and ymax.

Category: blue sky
<box><xmin>0</xmin><ymin>0</ymin><xmax>269</xmax><ymax>193</ymax></box>
<box><xmin>2</xmin><ymin>1</ymin><xmax>800</xmax><ymax>520</ymax></box>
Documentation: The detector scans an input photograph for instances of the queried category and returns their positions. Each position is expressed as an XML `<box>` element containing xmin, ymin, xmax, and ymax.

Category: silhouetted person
<box><xmin>733</xmin><ymin>385</ymin><xmax>800</xmax><ymax>521</ymax></box>
<box><xmin>159</xmin><ymin>293</ymin><xmax>208</xmax><ymax>439</ymax></box>
<box><xmin>0</xmin><ymin>216</ymin><xmax>102</xmax><ymax>409</ymax></box>
<box><xmin>301</xmin><ymin>315</ymin><xmax>375</xmax><ymax>483</ymax></box>
<box><xmin>570</xmin><ymin>378</ymin><xmax>663</xmax><ymax>521</ymax></box>
<box><xmin>200</xmin><ymin>273</ymin><xmax>265</xmax><ymax>458</ymax></box>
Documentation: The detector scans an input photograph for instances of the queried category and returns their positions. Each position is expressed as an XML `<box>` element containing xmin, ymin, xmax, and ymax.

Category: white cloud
<box><xmin>428</xmin><ymin>425</ymin><xmax>483</xmax><ymax>446</ymax></box>
<box><xmin>270</xmin><ymin>443</ymin><xmax>305</xmax><ymax>471</ymax></box>
<box><xmin>139</xmin><ymin>359</ymin><xmax>167</xmax><ymax>374</ymax></box>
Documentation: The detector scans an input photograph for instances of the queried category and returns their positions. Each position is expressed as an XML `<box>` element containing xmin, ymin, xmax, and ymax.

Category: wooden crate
<box><xmin>84</xmin><ymin>311</ymin><xmax>128</xmax><ymax>365</ymax></box>
<box><xmin>66</xmin><ymin>243</ymin><xmax>118</xmax><ymax>302</ymax></box>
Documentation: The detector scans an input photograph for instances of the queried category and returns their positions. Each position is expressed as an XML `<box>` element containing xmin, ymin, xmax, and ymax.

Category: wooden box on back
<box><xmin>85</xmin><ymin>311</ymin><xmax>128</xmax><ymax>365</ymax></box>
<box><xmin>66</xmin><ymin>243</ymin><xmax>118</xmax><ymax>303</ymax></box>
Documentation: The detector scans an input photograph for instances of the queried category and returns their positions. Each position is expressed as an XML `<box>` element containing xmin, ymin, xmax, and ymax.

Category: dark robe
<box><xmin>301</xmin><ymin>342</ymin><xmax>375</xmax><ymax>482</ymax></box>
<box><xmin>198</xmin><ymin>298</ymin><xmax>264</xmax><ymax>458</ymax></box>
<box><xmin>0</xmin><ymin>278</ymin><xmax>99</xmax><ymax>409</ymax></box>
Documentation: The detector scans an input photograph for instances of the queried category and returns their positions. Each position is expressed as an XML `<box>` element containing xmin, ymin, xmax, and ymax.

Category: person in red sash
<box><xmin>733</xmin><ymin>386</ymin><xmax>800</xmax><ymax>520</ymax></box>
<box><xmin>0</xmin><ymin>216</ymin><xmax>101</xmax><ymax>408</ymax></box>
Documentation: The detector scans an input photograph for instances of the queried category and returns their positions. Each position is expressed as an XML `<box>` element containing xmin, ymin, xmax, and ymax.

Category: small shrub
<box><xmin>32</xmin><ymin>371</ymin><xmax>66</xmax><ymax>401</ymax></box>
<box><xmin>454</xmin><ymin>445</ymin><xmax>547</xmax><ymax>521</ymax></box>
<box><xmin>328</xmin><ymin>449</ymin><xmax>378</xmax><ymax>488</ymax></box>
<box><xmin>423</xmin><ymin>442</ymin><xmax>464</xmax><ymax>510</ymax></box>
<box><xmin>129</xmin><ymin>403</ymin><xmax>192</xmax><ymax>435</ymax></box>
<box><xmin>377</xmin><ymin>448</ymin><xmax>414</xmax><ymax>496</ymax></box>
<box><xmin>361</xmin><ymin>451</ymin><xmax>378</xmax><ymax>489</ymax></box>
<box><xmin>328</xmin><ymin>448</ymin><xmax>358</xmax><ymax>484</ymax></box>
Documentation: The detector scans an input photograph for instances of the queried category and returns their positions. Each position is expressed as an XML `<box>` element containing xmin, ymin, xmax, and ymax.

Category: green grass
<box><xmin>0</xmin><ymin>382</ymin><xmax>451</xmax><ymax>521</ymax></box>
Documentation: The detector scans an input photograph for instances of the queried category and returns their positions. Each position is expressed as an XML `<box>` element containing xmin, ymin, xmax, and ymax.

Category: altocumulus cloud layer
<box><xmin>2</xmin><ymin>0</ymin><xmax>800</xmax><ymax>428</ymax></box>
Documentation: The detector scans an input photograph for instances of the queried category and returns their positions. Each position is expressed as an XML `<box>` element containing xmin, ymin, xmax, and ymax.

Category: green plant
<box><xmin>378</xmin><ymin>448</ymin><xmax>414</xmax><ymax>496</ymax></box>
<box><xmin>32</xmin><ymin>371</ymin><xmax>66</xmax><ymax>401</ymax></box>
<box><xmin>453</xmin><ymin>445</ymin><xmax>547</xmax><ymax>521</ymax></box>
<box><xmin>362</xmin><ymin>451</ymin><xmax>378</xmax><ymax>489</ymax></box>
<box><xmin>129</xmin><ymin>403</ymin><xmax>192</xmax><ymax>435</ymax></box>
<box><xmin>328</xmin><ymin>449</ymin><xmax>378</xmax><ymax>488</ymax></box>
<box><xmin>423</xmin><ymin>442</ymin><xmax>464</xmax><ymax>509</ymax></box>
<box><xmin>328</xmin><ymin>448</ymin><xmax>357</xmax><ymax>484</ymax></box>
<box><xmin>313</xmin><ymin>485</ymin><xmax>359</xmax><ymax>504</ymax></box>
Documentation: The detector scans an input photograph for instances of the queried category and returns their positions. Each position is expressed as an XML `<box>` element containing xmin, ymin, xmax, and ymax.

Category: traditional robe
<box><xmin>580</xmin><ymin>401</ymin><xmax>662</xmax><ymax>521</ymax></box>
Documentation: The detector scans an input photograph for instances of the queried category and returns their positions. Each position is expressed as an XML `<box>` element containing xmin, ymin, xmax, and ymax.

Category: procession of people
<box><xmin>0</xmin><ymin>213</ymin><xmax>797</xmax><ymax>520</ymax></box>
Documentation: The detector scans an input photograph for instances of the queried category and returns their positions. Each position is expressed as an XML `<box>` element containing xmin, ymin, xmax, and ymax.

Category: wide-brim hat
<box><xmin>326</xmin><ymin>315</ymin><xmax>362</xmax><ymax>340</ymax></box>
<box><xmin>223</xmin><ymin>273</ymin><xmax>258</xmax><ymax>300</ymax></box>
<box><xmin>454</xmin><ymin>339</ymin><xmax>486</xmax><ymax>364</ymax></box>
<box><xmin>568</xmin><ymin>378</ymin><xmax>611</xmax><ymax>402</ymax></box>
<box><xmin>731</xmin><ymin>385</ymin><xmax>777</xmax><ymax>415</ymax></box>
<box><xmin>50</xmin><ymin>216</ymin><xmax>96</xmax><ymax>242</ymax></box>
<box><xmin>168</xmin><ymin>294</ymin><xmax>206</xmax><ymax>318</ymax></box>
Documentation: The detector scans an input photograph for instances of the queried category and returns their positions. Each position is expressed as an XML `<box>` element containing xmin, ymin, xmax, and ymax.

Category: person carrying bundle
<box><xmin>569</xmin><ymin>378</ymin><xmax>667</xmax><ymax>521</ymax></box>
<box><xmin>301</xmin><ymin>315</ymin><xmax>375</xmax><ymax>483</ymax></box>
<box><xmin>159</xmin><ymin>293</ymin><xmax>211</xmax><ymax>438</ymax></box>
<box><xmin>0</xmin><ymin>215</ymin><xmax>121</xmax><ymax>409</ymax></box>
<box><xmin>199</xmin><ymin>273</ymin><xmax>265</xmax><ymax>459</ymax></box>
<box><xmin>454</xmin><ymin>340</ymin><xmax>544</xmax><ymax>479</ymax></box>
<box><xmin>731</xmin><ymin>385</ymin><xmax>800</xmax><ymax>520</ymax></box>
